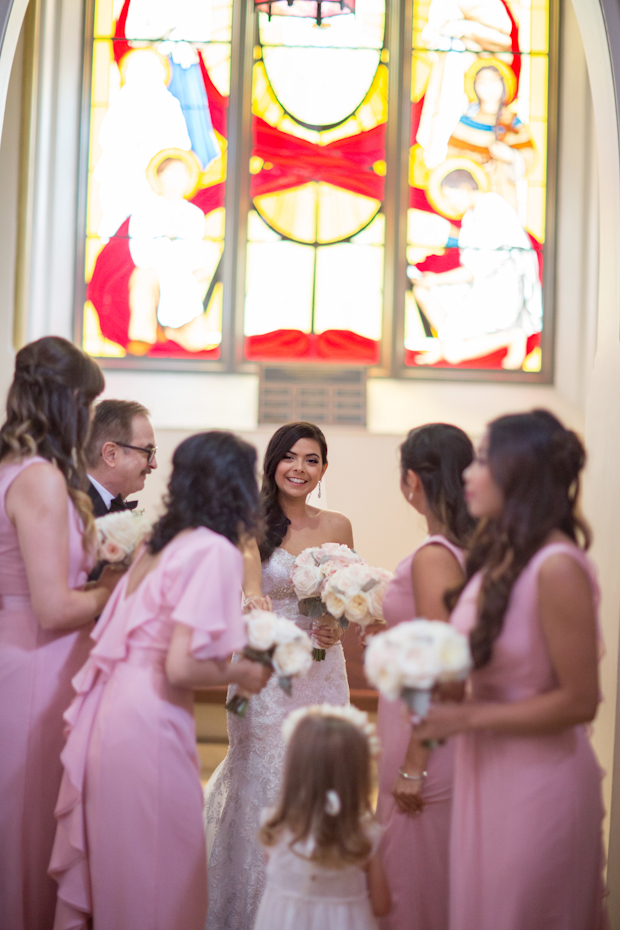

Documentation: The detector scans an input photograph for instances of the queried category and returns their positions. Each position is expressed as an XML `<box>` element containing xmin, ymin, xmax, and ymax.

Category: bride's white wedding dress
<box><xmin>203</xmin><ymin>547</ymin><xmax>350</xmax><ymax>930</ymax></box>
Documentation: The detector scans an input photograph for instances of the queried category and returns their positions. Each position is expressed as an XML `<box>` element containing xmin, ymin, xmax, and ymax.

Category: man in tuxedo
<box><xmin>85</xmin><ymin>399</ymin><xmax>158</xmax><ymax>517</ymax></box>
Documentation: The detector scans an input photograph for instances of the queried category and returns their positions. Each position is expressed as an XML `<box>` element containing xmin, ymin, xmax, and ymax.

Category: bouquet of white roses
<box><xmin>364</xmin><ymin>619</ymin><xmax>472</xmax><ymax>720</ymax></box>
<box><xmin>95</xmin><ymin>510</ymin><xmax>150</xmax><ymax>569</ymax></box>
<box><xmin>291</xmin><ymin>544</ymin><xmax>363</xmax><ymax>660</ymax></box>
<box><xmin>321</xmin><ymin>562</ymin><xmax>393</xmax><ymax>632</ymax></box>
<box><xmin>226</xmin><ymin>608</ymin><xmax>313</xmax><ymax>717</ymax></box>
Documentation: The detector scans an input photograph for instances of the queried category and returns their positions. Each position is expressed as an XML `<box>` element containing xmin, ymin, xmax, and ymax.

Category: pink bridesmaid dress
<box><xmin>0</xmin><ymin>457</ymin><xmax>94</xmax><ymax>930</ymax></box>
<box><xmin>449</xmin><ymin>542</ymin><xmax>608</xmax><ymax>930</ymax></box>
<box><xmin>50</xmin><ymin>526</ymin><xmax>247</xmax><ymax>930</ymax></box>
<box><xmin>376</xmin><ymin>535</ymin><xmax>465</xmax><ymax>930</ymax></box>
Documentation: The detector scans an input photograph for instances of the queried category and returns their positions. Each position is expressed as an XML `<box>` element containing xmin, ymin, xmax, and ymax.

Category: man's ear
<box><xmin>100</xmin><ymin>441</ymin><xmax>117</xmax><ymax>468</ymax></box>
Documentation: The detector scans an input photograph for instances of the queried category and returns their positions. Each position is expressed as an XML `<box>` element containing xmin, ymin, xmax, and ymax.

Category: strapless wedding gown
<box><xmin>203</xmin><ymin>548</ymin><xmax>350</xmax><ymax>930</ymax></box>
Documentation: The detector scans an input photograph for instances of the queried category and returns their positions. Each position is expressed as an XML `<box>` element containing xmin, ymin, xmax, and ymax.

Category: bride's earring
<box><xmin>408</xmin><ymin>491</ymin><xmax>413</xmax><ymax>501</ymax></box>
<box><xmin>318</xmin><ymin>480</ymin><xmax>322</xmax><ymax>499</ymax></box>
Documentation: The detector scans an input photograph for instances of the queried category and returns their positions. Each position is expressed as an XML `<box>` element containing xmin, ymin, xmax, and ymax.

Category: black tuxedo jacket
<box><xmin>87</xmin><ymin>481</ymin><xmax>110</xmax><ymax>518</ymax></box>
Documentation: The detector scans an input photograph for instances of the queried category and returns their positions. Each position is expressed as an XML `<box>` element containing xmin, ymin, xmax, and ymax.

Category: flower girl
<box><xmin>254</xmin><ymin>705</ymin><xmax>391</xmax><ymax>930</ymax></box>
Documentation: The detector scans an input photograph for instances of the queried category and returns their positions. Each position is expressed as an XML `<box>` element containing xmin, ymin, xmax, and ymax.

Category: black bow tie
<box><xmin>109</xmin><ymin>495</ymin><xmax>138</xmax><ymax>513</ymax></box>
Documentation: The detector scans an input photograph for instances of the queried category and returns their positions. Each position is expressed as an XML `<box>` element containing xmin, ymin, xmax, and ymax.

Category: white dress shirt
<box><xmin>87</xmin><ymin>474</ymin><xmax>115</xmax><ymax>511</ymax></box>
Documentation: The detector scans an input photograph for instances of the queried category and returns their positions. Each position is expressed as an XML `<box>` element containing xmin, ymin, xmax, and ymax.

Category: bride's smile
<box><xmin>275</xmin><ymin>438</ymin><xmax>326</xmax><ymax>498</ymax></box>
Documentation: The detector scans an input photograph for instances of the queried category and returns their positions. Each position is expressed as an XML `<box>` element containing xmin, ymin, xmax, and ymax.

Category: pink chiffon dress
<box><xmin>49</xmin><ymin>527</ymin><xmax>247</xmax><ymax>930</ymax></box>
<box><xmin>376</xmin><ymin>535</ymin><xmax>465</xmax><ymax>930</ymax></box>
<box><xmin>0</xmin><ymin>456</ymin><xmax>94</xmax><ymax>930</ymax></box>
<box><xmin>449</xmin><ymin>542</ymin><xmax>608</xmax><ymax>930</ymax></box>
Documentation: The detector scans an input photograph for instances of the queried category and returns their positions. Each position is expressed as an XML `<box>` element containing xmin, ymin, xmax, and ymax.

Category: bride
<box><xmin>203</xmin><ymin>421</ymin><xmax>353</xmax><ymax>930</ymax></box>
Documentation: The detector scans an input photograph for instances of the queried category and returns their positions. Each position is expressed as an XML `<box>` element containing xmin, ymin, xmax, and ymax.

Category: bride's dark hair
<box><xmin>448</xmin><ymin>409</ymin><xmax>590</xmax><ymax>670</ymax></box>
<box><xmin>258</xmin><ymin>422</ymin><xmax>328</xmax><ymax>563</ymax></box>
<box><xmin>401</xmin><ymin>423</ymin><xmax>475</xmax><ymax>547</ymax></box>
<box><xmin>149</xmin><ymin>431</ymin><xmax>260</xmax><ymax>554</ymax></box>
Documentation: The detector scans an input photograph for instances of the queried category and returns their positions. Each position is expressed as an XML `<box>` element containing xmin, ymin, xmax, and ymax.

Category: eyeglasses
<box><xmin>113</xmin><ymin>441</ymin><xmax>157</xmax><ymax>465</ymax></box>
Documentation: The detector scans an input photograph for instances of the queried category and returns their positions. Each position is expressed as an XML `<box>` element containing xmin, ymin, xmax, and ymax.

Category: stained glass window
<box><xmin>243</xmin><ymin>1</ymin><xmax>389</xmax><ymax>364</ymax></box>
<box><xmin>404</xmin><ymin>0</ymin><xmax>549</xmax><ymax>374</ymax></box>
<box><xmin>82</xmin><ymin>0</ymin><xmax>232</xmax><ymax>360</ymax></box>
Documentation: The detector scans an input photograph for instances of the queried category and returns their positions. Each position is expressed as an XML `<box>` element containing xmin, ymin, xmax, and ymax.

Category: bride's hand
<box><xmin>313</xmin><ymin>619</ymin><xmax>343</xmax><ymax>649</ymax></box>
<box><xmin>229</xmin><ymin>658</ymin><xmax>272</xmax><ymax>694</ymax></box>
<box><xmin>243</xmin><ymin>594</ymin><xmax>273</xmax><ymax>613</ymax></box>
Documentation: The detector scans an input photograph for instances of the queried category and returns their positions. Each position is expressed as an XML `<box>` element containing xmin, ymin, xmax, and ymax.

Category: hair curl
<box><xmin>148</xmin><ymin>431</ymin><xmax>260</xmax><ymax>554</ymax></box>
<box><xmin>0</xmin><ymin>336</ymin><xmax>104</xmax><ymax>548</ymax></box>
<box><xmin>449</xmin><ymin>409</ymin><xmax>590</xmax><ymax>669</ymax></box>
<box><xmin>259</xmin><ymin>714</ymin><xmax>373</xmax><ymax>867</ymax></box>
<box><xmin>258</xmin><ymin>422</ymin><xmax>328</xmax><ymax>562</ymax></box>
<box><xmin>401</xmin><ymin>423</ymin><xmax>475</xmax><ymax>547</ymax></box>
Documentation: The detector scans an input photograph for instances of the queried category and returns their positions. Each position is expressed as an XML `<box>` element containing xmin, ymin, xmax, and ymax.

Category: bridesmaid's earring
<box><xmin>408</xmin><ymin>492</ymin><xmax>413</xmax><ymax>501</ymax></box>
<box><xmin>318</xmin><ymin>480</ymin><xmax>322</xmax><ymax>499</ymax></box>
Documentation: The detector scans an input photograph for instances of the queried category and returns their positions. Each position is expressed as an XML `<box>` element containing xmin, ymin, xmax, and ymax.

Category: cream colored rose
<box><xmin>323</xmin><ymin>589</ymin><xmax>346</xmax><ymax>619</ymax></box>
<box><xmin>273</xmin><ymin>639</ymin><xmax>313</xmax><ymax>678</ymax></box>
<box><xmin>398</xmin><ymin>640</ymin><xmax>442</xmax><ymax>690</ymax></box>
<box><xmin>366</xmin><ymin>580</ymin><xmax>388</xmax><ymax>620</ymax></box>
<box><xmin>292</xmin><ymin>563</ymin><xmax>324</xmax><ymax>598</ymax></box>
<box><xmin>436</xmin><ymin>626</ymin><xmax>472</xmax><ymax>682</ymax></box>
<box><xmin>273</xmin><ymin>616</ymin><xmax>303</xmax><ymax>645</ymax></box>
<box><xmin>294</xmin><ymin>548</ymin><xmax>319</xmax><ymax>568</ymax></box>
<box><xmin>344</xmin><ymin>592</ymin><xmax>370</xmax><ymax>624</ymax></box>
<box><xmin>96</xmin><ymin>511</ymin><xmax>148</xmax><ymax>560</ymax></box>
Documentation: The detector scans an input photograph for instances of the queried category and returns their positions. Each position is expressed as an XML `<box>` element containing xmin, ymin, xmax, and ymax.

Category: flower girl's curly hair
<box><xmin>447</xmin><ymin>409</ymin><xmax>590</xmax><ymax>670</ymax></box>
<box><xmin>259</xmin><ymin>709</ymin><xmax>375</xmax><ymax>868</ymax></box>
<box><xmin>149</xmin><ymin>431</ymin><xmax>261</xmax><ymax>553</ymax></box>
<box><xmin>258</xmin><ymin>421</ymin><xmax>328</xmax><ymax>562</ymax></box>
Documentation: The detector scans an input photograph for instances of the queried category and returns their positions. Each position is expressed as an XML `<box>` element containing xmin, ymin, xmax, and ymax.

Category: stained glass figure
<box><xmin>244</xmin><ymin>1</ymin><xmax>388</xmax><ymax>364</ymax></box>
<box><xmin>83</xmin><ymin>0</ymin><xmax>232</xmax><ymax>360</ymax></box>
<box><xmin>254</xmin><ymin>1</ymin><xmax>355</xmax><ymax>26</ymax></box>
<box><xmin>405</xmin><ymin>0</ymin><xmax>549</xmax><ymax>373</ymax></box>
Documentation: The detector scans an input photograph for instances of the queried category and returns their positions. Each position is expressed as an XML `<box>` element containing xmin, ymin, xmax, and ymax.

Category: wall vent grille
<box><xmin>258</xmin><ymin>367</ymin><xmax>367</xmax><ymax>427</ymax></box>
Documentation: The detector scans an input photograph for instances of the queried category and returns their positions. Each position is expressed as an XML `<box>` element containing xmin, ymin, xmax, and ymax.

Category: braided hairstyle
<box><xmin>401</xmin><ymin>423</ymin><xmax>475</xmax><ymax>547</ymax></box>
<box><xmin>258</xmin><ymin>422</ymin><xmax>328</xmax><ymax>563</ymax></box>
<box><xmin>452</xmin><ymin>409</ymin><xmax>590</xmax><ymax>669</ymax></box>
<box><xmin>0</xmin><ymin>337</ymin><xmax>104</xmax><ymax>548</ymax></box>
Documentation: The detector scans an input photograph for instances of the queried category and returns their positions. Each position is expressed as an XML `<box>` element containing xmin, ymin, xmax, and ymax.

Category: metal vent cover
<box><xmin>258</xmin><ymin>367</ymin><xmax>367</xmax><ymax>427</ymax></box>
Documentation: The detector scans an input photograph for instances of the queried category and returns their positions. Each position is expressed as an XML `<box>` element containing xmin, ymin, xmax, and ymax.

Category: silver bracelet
<box><xmin>398</xmin><ymin>768</ymin><xmax>427</xmax><ymax>780</ymax></box>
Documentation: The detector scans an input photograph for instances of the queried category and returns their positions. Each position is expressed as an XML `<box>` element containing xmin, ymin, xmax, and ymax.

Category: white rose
<box><xmin>436</xmin><ymin>626</ymin><xmax>472</xmax><ymax>682</ymax></box>
<box><xmin>292</xmin><ymin>564</ymin><xmax>324</xmax><ymax>598</ymax></box>
<box><xmin>323</xmin><ymin>589</ymin><xmax>346</xmax><ymax>620</ymax></box>
<box><xmin>101</xmin><ymin>539</ymin><xmax>126</xmax><ymax>563</ymax></box>
<box><xmin>273</xmin><ymin>639</ymin><xmax>313</xmax><ymax>678</ymax></box>
<box><xmin>272</xmin><ymin>616</ymin><xmax>303</xmax><ymax>645</ymax></box>
<box><xmin>344</xmin><ymin>592</ymin><xmax>371</xmax><ymax>624</ymax></box>
<box><xmin>96</xmin><ymin>512</ymin><xmax>148</xmax><ymax>559</ymax></box>
<box><xmin>364</xmin><ymin>636</ymin><xmax>403</xmax><ymax>700</ymax></box>
<box><xmin>246</xmin><ymin>610</ymin><xmax>279</xmax><ymax>651</ymax></box>
<box><xmin>329</xmin><ymin>565</ymin><xmax>365</xmax><ymax>598</ymax></box>
<box><xmin>398</xmin><ymin>640</ymin><xmax>442</xmax><ymax>690</ymax></box>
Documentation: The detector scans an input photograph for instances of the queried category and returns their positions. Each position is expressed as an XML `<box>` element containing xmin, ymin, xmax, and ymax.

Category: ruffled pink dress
<box><xmin>376</xmin><ymin>535</ymin><xmax>465</xmax><ymax>930</ymax></box>
<box><xmin>49</xmin><ymin>527</ymin><xmax>247</xmax><ymax>930</ymax></box>
<box><xmin>449</xmin><ymin>542</ymin><xmax>608</xmax><ymax>930</ymax></box>
<box><xmin>0</xmin><ymin>456</ymin><xmax>93</xmax><ymax>930</ymax></box>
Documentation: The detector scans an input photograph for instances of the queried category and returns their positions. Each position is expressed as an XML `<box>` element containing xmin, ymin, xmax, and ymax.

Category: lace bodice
<box><xmin>204</xmin><ymin>547</ymin><xmax>350</xmax><ymax>930</ymax></box>
<box><xmin>261</xmin><ymin>548</ymin><xmax>312</xmax><ymax>631</ymax></box>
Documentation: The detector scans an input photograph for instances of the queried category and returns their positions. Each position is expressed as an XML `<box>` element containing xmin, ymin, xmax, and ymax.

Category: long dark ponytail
<box><xmin>401</xmin><ymin>423</ymin><xmax>475</xmax><ymax>547</ymax></box>
<box><xmin>258</xmin><ymin>422</ymin><xmax>328</xmax><ymax>562</ymax></box>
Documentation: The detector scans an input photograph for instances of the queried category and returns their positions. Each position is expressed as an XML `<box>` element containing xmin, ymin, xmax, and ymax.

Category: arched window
<box><xmin>80</xmin><ymin>0</ymin><xmax>554</xmax><ymax>381</ymax></box>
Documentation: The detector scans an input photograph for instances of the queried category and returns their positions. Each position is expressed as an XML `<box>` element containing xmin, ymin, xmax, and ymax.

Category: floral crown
<box><xmin>282</xmin><ymin>704</ymin><xmax>381</xmax><ymax>758</ymax></box>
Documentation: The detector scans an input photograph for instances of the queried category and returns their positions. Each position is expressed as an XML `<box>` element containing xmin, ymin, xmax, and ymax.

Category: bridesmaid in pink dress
<box><xmin>50</xmin><ymin>431</ymin><xmax>271</xmax><ymax>930</ymax></box>
<box><xmin>0</xmin><ymin>337</ymin><xmax>115</xmax><ymax>930</ymax></box>
<box><xmin>412</xmin><ymin>410</ymin><xmax>608</xmax><ymax>930</ymax></box>
<box><xmin>376</xmin><ymin>424</ymin><xmax>475</xmax><ymax>930</ymax></box>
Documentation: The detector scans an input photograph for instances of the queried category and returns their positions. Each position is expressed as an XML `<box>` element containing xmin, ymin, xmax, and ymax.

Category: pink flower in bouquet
<box><xmin>292</xmin><ymin>563</ymin><xmax>323</xmax><ymax>598</ymax></box>
<box><xmin>294</xmin><ymin>548</ymin><xmax>320</xmax><ymax>568</ymax></box>
<box><xmin>100</xmin><ymin>539</ymin><xmax>125</xmax><ymax>563</ymax></box>
<box><xmin>319</xmin><ymin>556</ymin><xmax>356</xmax><ymax>578</ymax></box>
